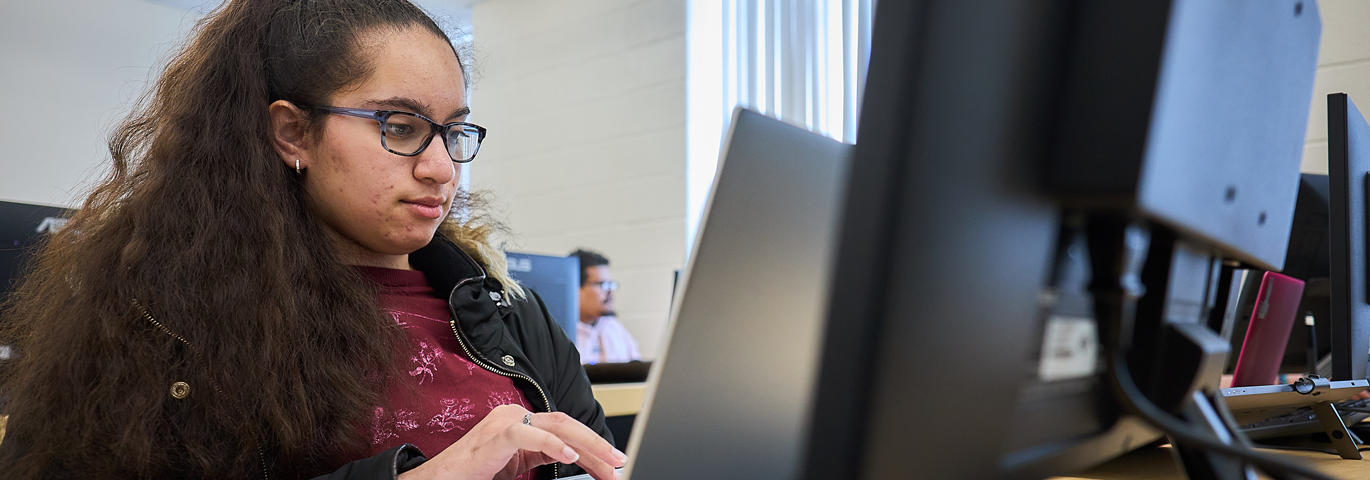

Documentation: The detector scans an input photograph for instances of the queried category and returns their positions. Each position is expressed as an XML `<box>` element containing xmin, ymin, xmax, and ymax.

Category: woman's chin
<box><xmin>395</xmin><ymin>230</ymin><xmax>441</xmax><ymax>253</ymax></box>
<box><xmin>384</xmin><ymin>238</ymin><xmax>435</xmax><ymax>256</ymax></box>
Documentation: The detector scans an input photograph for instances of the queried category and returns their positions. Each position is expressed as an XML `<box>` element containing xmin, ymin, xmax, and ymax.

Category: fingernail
<box><xmin>614</xmin><ymin>470</ymin><xmax>623</xmax><ymax>479</ymax></box>
<box><xmin>563</xmin><ymin>446</ymin><xmax>580</xmax><ymax>463</ymax></box>
<box><xmin>613</xmin><ymin>448</ymin><xmax>627</xmax><ymax>463</ymax></box>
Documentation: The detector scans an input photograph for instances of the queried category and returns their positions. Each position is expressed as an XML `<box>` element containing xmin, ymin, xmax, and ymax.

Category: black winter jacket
<box><xmin>0</xmin><ymin>235</ymin><xmax>608</xmax><ymax>479</ymax></box>
<box><xmin>320</xmin><ymin>235</ymin><xmax>613</xmax><ymax>479</ymax></box>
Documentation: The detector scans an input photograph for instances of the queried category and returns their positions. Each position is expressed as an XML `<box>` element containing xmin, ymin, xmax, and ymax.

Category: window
<box><xmin>686</xmin><ymin>0</ymin><xmax>875</xmax><ymax>251</ymax></box>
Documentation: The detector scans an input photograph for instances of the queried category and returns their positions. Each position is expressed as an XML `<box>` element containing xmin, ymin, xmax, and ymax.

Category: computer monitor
<box><xmin>800</xmin><ymin>1</ymin><xmax>1320</xmax><ymax>479</ymax></box>
<box><xmin>1283</xmin><ymin>174</ymin><xmax>1332</xmax><ymax>282</ymax></box>
<box><xmin>0</xmin><ymin>200</ymin><xmax>72</xmax><ymax>298</ymax></box>
<box><xmin>622</xmin><ymin>108</ymin><xmax>852</xmax><ymax>479</ymax></box>
<box><xmin>1223</xmin><ymin>174</ymin><xmax>1330</xmax><ymax>376</ymax></box>
<box><xmin>0</xmin><ymin>200</ymin><xmax>72</xmax><ymax>407</ymax></box>
<box><xmin>504</xmin><ymin>251</ymin><xmax>580</xmax><ymax>342</ymax></box>
<box><xmin>1327</xmin><ymin>92</ymin><xmax>1370</xmax><ymax>382</ymax></box>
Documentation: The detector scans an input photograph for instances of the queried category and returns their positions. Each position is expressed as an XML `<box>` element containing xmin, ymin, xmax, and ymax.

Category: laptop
<box><xmin>1230</xmin><ymin>271</ymin><xmax>1306</xmax><ymax>387</ymax></box>
<box><xmin>565</xmin><ymin>108</ymin><xmax>852</xmax><ymax>479</ymax></box>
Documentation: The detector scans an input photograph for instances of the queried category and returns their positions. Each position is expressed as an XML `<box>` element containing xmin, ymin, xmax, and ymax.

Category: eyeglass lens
<box><xmin>380</xmin><ymin>112</ymin><xmax>481</xmax><ymax>162</ymax></box>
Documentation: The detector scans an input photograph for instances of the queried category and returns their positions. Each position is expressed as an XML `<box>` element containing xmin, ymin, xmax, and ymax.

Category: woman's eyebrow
<box><xmin>445</xmin><ymin>106</ymin><xmax>471</xmax><ymax>122</ymax></box>
<box><xmin>363</xmin><ymin>97</ymin><xmax>469</xmax><ymax>122</ymax></box>
<box><xmin>363</xmin><ymin>97</ymin><xmax>429</xmax><ymax>115</ymax></box>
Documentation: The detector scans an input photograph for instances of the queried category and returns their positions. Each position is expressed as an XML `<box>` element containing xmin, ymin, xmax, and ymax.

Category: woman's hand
<box><xmin>398</xmin><ymin>404</ymin><xmax>627</xmax><ymax>480</ymax></box>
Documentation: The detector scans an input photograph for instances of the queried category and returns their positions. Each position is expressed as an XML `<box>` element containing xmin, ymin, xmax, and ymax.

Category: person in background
<box><xmin>570</xmin><ymin>250</ymin><xmax>641</xmax><ymax>364</ymax></box>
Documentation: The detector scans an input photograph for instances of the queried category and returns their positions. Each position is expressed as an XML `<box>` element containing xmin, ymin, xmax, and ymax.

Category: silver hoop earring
<box><xmin>295</xmin><ymin>158</ymin><xmax>301</xmax><ymax>174</ymax></box>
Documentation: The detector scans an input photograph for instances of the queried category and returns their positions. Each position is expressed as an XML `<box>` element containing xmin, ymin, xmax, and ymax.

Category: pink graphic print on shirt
<box><xmin>409</xmin><ymin>340</ymin><xmax>441</xmax><ymax>385</ymax></box>
<box><xmin>487</xmin><ymin>389</ymin><xmax>524</xmax><ymax>411</ymax></box>
<box><xmin>372</xmin><ymin>305</ymin><xmax>536</xmax><ymax>480</ymax></box>
<box><xmin>428</xmin><ymin>397</ymin><xmax>478</xmax><ymax>433</ymax></box>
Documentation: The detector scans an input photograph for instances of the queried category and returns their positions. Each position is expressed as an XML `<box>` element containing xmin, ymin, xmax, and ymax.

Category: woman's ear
<box><xmin>269</xmin><ymin>100</ymin><xmax>311</xmax><ymax>171</ymax></box>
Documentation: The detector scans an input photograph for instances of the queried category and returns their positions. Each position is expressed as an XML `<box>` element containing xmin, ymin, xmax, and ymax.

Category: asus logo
<box><xmin>36</xmin><ymin>217</ymin><xmax>68</xmax><ymax>234</ymax></box>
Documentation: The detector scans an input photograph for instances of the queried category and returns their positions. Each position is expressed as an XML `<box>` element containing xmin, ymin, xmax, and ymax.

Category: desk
<box><xmin>1051</xmin><ymin>445</ymin><xmax>1369</xmax><ymax>479</ymax></box>
<box><xmin>591</xmin><ymin>382</ymin><xmax>646</xmax><ymax>417</ymax></box>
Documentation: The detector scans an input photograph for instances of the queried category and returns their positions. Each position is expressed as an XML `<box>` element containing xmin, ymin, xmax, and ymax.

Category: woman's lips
<box><xmin>403</xmin><ymin>198</ymin><xmax>445</xmax><ymax>219</ymax></box>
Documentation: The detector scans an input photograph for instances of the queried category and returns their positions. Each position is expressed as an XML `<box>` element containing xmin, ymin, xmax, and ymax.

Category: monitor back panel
<box><xmin>1048</xmin><ymin>0</ymin><xmax>1321</xmax><ymax>271</ymax></box>
<box><xmin>804</xmin><ymin>1</ymin><xmax>1318</xmax><ymax>478</ymax></box>
<box><xmin>1328</xmin><ymin>93</ymin><xmax>1370</xmax><ymax>381</ymax></box>
<box><xmin>0</xmin><ymin>200</ymin><xmax>71</xmax><ymax>296</ymax></box>
<box><xmin>0</xmin><ymin>201</ymin><xmax>71</xmax><ymax>375</ymax></box>
<box><xmin>505</xmin><ymin>252</ymin><xmax>580</xmax><ymax>342</ymax></box>
<box><xmin>623</xmin><ymin>109</ymin><xmax>851</xmax><ymax>480</ymax></box>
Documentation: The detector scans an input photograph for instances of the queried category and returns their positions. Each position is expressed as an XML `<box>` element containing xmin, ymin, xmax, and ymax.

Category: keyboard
<box><xmin>559</xmin><ymin>468</ymin><xmax>624</xmax><ymax>480</ymax></box>
<box><xmin>1240</xmin><ymin>396</ymin><xmax>1370</xmax><ymax>440</ymax></box>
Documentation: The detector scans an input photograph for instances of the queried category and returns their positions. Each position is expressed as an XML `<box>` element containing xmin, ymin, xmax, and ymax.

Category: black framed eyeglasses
<box><xmin>310</xmin><ymin>106</ymin><xmax>486</xmax><ymax>163</ymax></box>
<box><xmin>587</xmin><ymin>280</ymin><xmax>619</xmax><ymax>292</ymax></box>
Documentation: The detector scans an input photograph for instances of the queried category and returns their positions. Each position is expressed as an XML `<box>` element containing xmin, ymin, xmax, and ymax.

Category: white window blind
<box><xmin>686</xmin><ymin>0</ymin><xmax>875</xmax><ymax>251</ymax></box>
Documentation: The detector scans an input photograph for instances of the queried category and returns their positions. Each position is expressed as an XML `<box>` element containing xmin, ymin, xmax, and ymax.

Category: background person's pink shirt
<box><xmin>576</xmin><ymin>316</ymin><xmax>641</xmax><ymax>364</ymax></box>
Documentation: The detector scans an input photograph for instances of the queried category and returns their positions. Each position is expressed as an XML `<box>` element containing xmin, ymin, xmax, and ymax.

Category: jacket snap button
<box><xmin>502</xmin><ymin>355</ymin><xmax>516</xmax><ymax>367</ymax></box>
<box><xmin>490</xmin><ymin>291</ymin><xmax>503</xmax><ymax>302</ymax></box>
<box><xmin>170</xmin><ymin>381</ymin><xmax>190</xmax><ymax>399</ymax></box>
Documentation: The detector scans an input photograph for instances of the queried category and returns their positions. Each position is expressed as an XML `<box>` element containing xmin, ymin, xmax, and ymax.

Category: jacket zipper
<box><xmin>133</xmin><ymin>300</ymin><xmax>270</xmax><ymax>480</ymax></box>
<box><xmin>444</xmin><ymin>271</ymin><xmax>560</xmax><ymax>478</ymax></box>
<box><xmin>447</xmin><ymin>315</ymin><xmax>552</xmax><ymax>412</ymax></box>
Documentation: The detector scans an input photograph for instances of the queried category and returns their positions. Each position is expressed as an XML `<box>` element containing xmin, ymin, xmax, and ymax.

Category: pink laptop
<box><xmin>1231</xmin><ymin>271</ymin><xmax>1307</xmax><ymax>387</ymax></box>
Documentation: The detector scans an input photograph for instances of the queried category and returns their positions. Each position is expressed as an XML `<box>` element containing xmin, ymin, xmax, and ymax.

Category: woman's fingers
<box><xmin>475</xmin><ymin>405</ymin><xmax>624</xmax><ymax>479</ymax></box>
<box><xmin>570</xmin><ymin>447</ymin><xmax>620</xmax><ymax>480</ymax></box>
<box><xmin>501</xmin><ymin>422</ymin><xmax>581</xmax><ymax>465</ymax></box>
<box><xmin>529</xmin><ymin>412</ymin><xmax>626</xmax><ymax>468</ymax></box>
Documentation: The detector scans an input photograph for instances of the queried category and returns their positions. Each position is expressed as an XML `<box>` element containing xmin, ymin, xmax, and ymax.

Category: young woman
<box><xmin>0</xmin><ymin>1</ymin><xmax>623</xmax><ymax>479</ymax></box>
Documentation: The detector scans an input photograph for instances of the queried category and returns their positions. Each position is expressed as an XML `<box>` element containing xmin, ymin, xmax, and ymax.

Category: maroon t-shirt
<box><xmin>357</xmin><ymin>266</ymin><xmax>536</xmax><ymax>478</ymax></box>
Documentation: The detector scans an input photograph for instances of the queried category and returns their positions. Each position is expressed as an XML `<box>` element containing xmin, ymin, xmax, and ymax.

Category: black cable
<box><xmin>1085</xmin><ymin>220</ymin><xmax>1337</xmax><ymax>480</ymax></box>
<box><xmin>1106</xmin><ymin>354</ymin><xmax>1338</xmax><ymax>480</ymax></box>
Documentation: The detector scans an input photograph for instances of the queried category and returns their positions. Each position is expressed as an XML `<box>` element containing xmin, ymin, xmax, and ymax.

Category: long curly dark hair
<box><xmin>0</xmin><ymin>0</ymin><xmax>506</xmax><ymax>477</ymax></box>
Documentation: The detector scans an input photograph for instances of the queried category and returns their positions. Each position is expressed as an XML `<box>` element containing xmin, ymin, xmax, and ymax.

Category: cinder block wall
<box><xmin>0</xmin><ymin>0</ymin><xmax>194</xmax><ymax>207</ymax></box>
<box><xmin>469</xmin><ymin>0</ymin><xmax>687</xmax><ymax>359</ymax></box>
<box><xmin>1301</xmin><ymin>0</ymin><xmax>1370</xmax><ymax>173</ymax></box>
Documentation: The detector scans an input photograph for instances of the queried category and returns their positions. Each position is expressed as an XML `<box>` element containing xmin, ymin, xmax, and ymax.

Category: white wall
<box><xmin>0</xmin><ymin>0</ymin><xmax>199</xmax><ymax>207</ymax></box>
<box><xmin>1301</xmin><ymin>0</ymin><xmax>1370</xmax><ymax>174</ymax></box>
<box><xmin>469</xmin><ymin>0</ymin><xmax>687</xmax><ymax>360</ymax></box>
<box><xmin>0</xmin><ymin>0</ymin><xmax>473</xmax><ymax>209</ymax></box>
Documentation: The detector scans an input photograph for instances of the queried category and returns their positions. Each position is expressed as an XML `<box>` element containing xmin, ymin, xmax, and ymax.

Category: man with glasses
<box><xmin>571</xmin><ymin>249</ymin><xmax>641</xmax><ymax>364</ymax></box>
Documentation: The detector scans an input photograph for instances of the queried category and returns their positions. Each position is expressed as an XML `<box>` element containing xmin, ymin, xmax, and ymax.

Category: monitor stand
<box><xmin>1310</xmin><ymin>400</ymin><xmax>1363</xmax><ymax>459</ymax></box>
<box><xmin>1088</xmin><ymin>219</ymin><xmax>1272</xmax><ymax>480</ymax></box>
<box><xmin>1221</xmin><ymin>375</ymin><xmax>1370</xmax><ymax>460</ymax></box>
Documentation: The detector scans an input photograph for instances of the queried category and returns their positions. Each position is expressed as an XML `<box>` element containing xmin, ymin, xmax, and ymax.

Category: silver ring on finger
<box><xmin>523</xmin><ymin>412</ymin><xmax>533</xmax><ymax>426</ymax></box>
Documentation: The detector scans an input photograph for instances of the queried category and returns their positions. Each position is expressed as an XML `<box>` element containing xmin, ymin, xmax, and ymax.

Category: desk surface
<box><xmin>1051</xmin><ymin>445</ymin><xmax>1369</xmax><ymax>479</ymax></box>
<box><xmin>591</xmin><ymin>382</ymin><xmax>646</xmax><ymax>417</ymax></box>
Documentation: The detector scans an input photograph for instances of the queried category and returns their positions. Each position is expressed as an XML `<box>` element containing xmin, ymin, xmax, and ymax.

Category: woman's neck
<box><xmin>345</xmin><ymin>253</ymin><xmax>411</xmax><ymax>270</ymax></box>
<box><xmin>323</xmin><ymin>227</ymin><xmax>412</xmax><ymax>270</ymax></box>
